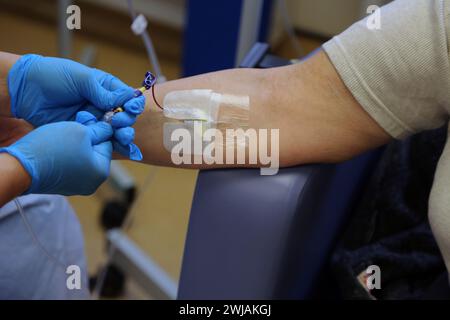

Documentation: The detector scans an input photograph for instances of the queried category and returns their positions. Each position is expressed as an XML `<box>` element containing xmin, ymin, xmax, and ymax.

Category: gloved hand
<box><xmin>0</xmin><ymin>112</ymin><xmax>113</xmax><ymax>195</ymax></box>
<box><xmin>76</xmin><ymin>95</ymin><xmax>145</xmax><ymax>160</ymax></box>
<box><xmin>7</xmin><ymin>54</ymin><xmax>144</xmax><ymax>160</ymax></box>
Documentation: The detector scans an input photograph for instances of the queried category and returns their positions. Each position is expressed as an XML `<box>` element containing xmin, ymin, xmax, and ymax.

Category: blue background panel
<box><xmin>183</xmin><ymin>0</ymin><xmax>244</xmax><ymax>76</ymax></box>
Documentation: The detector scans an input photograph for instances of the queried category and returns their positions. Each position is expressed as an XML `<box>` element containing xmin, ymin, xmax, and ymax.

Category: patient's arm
<box><xmin>133</xmin><ymin>49</ymin><xmax>391</xmax><ymax>168</ymax></box>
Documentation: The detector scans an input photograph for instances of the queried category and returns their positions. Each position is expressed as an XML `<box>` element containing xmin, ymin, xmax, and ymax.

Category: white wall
<box><xmin>285</xmin><ymin>0</ymin><xmax>390</xmax><ymax>36</ymax></box>
<box><xmin>81</xmin><ymin>0</ymin><xmax>390</xmax><ymax>38</ymax></box>
<box><xmin>82</xmin><ymin>0</ymin><xmax>186</xmax><ymax>28</ymax></box>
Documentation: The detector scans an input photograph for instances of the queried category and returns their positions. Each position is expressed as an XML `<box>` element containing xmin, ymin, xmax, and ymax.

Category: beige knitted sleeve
<box><xmin>323</xmin><ymin>0</ymin><xmax>450</xmax><ymax>279</ymax></box>
<box><xmin>323</xmin><ymin>0</ymin><xmax>450</xmax><ymax>139</ymax></box>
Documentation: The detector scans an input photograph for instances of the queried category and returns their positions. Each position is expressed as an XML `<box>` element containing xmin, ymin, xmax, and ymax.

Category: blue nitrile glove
<box><xmin>7</xmin><ymin>54</ymin><xmax>144</xmax><ymax>160</ymax></box>
<box><xmin>0</xmin><ymin>112</ymin><xmax>113</xmax><ymax>195</ymax></box>
<box><xmin>75</xmin><ymin>95</ymin><xmax>145</xmax><ymax>161</ymax></box>
<box><xmin>111</xmin><ymin>95</ymin><xmax>145</xmax><ymax>160</ymax></box>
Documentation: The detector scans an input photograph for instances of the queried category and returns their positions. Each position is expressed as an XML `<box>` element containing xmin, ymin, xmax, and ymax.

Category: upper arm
<box><xmin>323</xmin><ymin>0</ymin><xmax>450</xmax><ymax>139</ymax></box>
<box><xmin>265</xmin><ymin>49</ymin><xmax>391</xmax><ymax>166</ymax></box>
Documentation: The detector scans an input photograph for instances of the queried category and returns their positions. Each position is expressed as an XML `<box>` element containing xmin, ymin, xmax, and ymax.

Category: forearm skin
<box><xmin>0</xmin><ymin>52</ymin><xmax>20</xmax><ymax>118</ymax></box>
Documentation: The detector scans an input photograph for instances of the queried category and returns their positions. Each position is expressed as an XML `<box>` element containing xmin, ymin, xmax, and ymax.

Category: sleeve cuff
<box><xmin>323</xmin><ymin>39</ymin><xmax>414</xmax><ymax>140</ymax></box>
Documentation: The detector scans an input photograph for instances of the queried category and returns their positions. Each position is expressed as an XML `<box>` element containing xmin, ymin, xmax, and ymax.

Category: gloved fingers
<box><xmin>114</xmin><ymin>127</ymin><xmax>135</xmax><ymax>146</ymax></box>
<box><xmin>111</xmin><ymin>111</ymin><xmax>137</xmax><ymax>128</ymax></box>
<box><xmin>129</xmin><ymin>143</ymin><xmax>143</xmax><ymax>161</ymax></box>
<box><xmin>83</xmin><ymin>104</ymin><xmax>105</xmax><ymax>121</ymax></box>
<box><xmin>77</xmin><ymin>110</ymin><xmax>140</xmax><ymax>160</ymax></box>
<box><xmin>75</xmin><ymin>111</ymin><xmax>97</xmax><ymax>125</ymax></box>
<box><xmin>123</xmin><ymin>95</ymin><xmax>146</xmax><ymax>115</ymax></box>
<box><xmin>110</xmin><ymin>96</ymin><xmax>145</xmax><ymax>128</ymax></box>
<box><xmin>112</xmin><ymin>139</ymin><xmax>143</xmax><ymax>161</ymax></box>
<box><xmin>84</xmin><ymin>74</ymin><xmax>135</xmax><ymax>111</ymax></box>
<box><xmin>88</xmin><ymin>121</ymin><xmax>114</xmax><ymax>145</ymax></box>
<box><xmin>105</xmin><ymin>74</ymin><xmax>130</xmax><ymax>91</ymax></box>
<box><xmin>91</xmin><ymin>140</ymin><xmax>113</xmax><ymax>184</ymax></box>
<box><xmin>92</xmin><ymin>140</ymin><xmax>113</xmax><ymax>160</ymax></box>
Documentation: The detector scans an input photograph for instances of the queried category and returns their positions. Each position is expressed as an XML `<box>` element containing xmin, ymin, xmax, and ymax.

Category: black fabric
<box><xmin>332</xmin><ymin>125</ymin><xmax>449</xmax><ymax>300</ymax></box>
<box><xmin>421</xmin><ymin>272</ymin><xmax>450</xmax><ymax>300</ymax></box>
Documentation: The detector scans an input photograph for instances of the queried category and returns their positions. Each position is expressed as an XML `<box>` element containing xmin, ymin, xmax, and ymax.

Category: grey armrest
<box><xmin>178</xmin><ymin>149</ymin><xmax>380</xmax><ymax>299</ymax></box>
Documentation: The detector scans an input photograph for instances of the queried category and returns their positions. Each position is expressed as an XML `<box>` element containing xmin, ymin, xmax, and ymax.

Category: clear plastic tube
<box><xmin>126</xmin><ymin>0</ymin><xmax>166</xmax><ymax>82</ymax></box>
<box><xmin>14</xmin><ymin>198</ymin><xmax>66</xmax><ymax>271</ymax></box>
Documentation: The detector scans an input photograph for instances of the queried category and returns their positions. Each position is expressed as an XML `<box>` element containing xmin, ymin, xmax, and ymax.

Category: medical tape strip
<box><xmin>216</xmin><ymin>94</ymin><xmax>250</xmax><ymax>126</ymax></box>
<box><xmin>162</xmin><ymin>90</ymin><xmax>250</xmax><ymax>156</ymax></box>
<box><xmin>163</xmin><ymin>89</ymin><xmax>249</xmax><ymax>124</ymax></box>
<box><xmin>163</xmin><ymin>90</ymin><xmax>219</xmax><ymax>122</ymax></box>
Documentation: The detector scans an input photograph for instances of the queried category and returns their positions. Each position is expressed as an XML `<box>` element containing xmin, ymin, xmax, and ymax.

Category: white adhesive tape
<box><xmin>163</xmin><ymin>90</ymin><xmax>219</xmax><ymax>122</ymax></box>
<box><xmin>163</xmin><ymin>89</ymin><xmax>249</xmax><ymax>125</ymax></box>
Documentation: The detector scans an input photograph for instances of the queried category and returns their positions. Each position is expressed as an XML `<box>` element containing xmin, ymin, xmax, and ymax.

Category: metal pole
<box><xmin>107</xmin><ymin>230</ymin><xmax>178</xmax><ymax>300</ymax></box>
<box><xmin>58</xmin><ymin>0</ymin><xmax>72</xmax><ymax>58</ymax></box>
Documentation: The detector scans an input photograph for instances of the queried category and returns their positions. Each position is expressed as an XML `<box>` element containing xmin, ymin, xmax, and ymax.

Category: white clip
<box><xmin>131</xmin><ymin>14</ymin><xmax>148</xmax><ymax>35</ymax></box>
